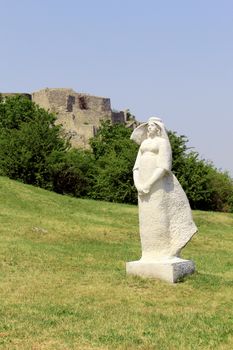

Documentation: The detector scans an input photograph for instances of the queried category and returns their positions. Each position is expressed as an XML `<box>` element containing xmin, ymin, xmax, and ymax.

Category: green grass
<box><xmin>0</xmin><ymin>176</ymin><xmax>233</xmax><ymax>350</ymax></box>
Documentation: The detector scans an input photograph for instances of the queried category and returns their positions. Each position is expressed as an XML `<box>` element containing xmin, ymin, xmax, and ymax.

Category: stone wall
<box><xmin>111</xmin><ymin>111</ymin><xmax>125</xmax><ymax>124</ymax></box>
<box><xmin>1</xmin><ymin>88</ymin><xmax>139</xmax><ymax>148</ymax></box>
<box><xmin>32</xmin><ymin>88</ymin><xmax>112</xmax><ymax>148</ymax></box>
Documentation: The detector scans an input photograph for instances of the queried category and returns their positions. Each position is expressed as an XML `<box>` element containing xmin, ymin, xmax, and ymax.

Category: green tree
<box><xmin>0</xmin><ymin>95</ymin><xmax>67</xmax><ymax>188</ymax></box>
<box><xmin>89</xmin><ymin>123</ymin><xmax>233</xmax><ymax>211</ymax></box>
<box><xmin>205</xmin><ymin>165</ymin><xmax>233</xmax><ymax>212</ymax></box>
<box><xmin>49</xmin><ymin>148</ymin><xmax>95</xmax><ymax>197</ymax></box>
<box><xmin>1</xmin><ymin>95</ymin><xmax>232</xmax><ymax>212</ymax></box>
<box><xmin>89</xmin><ymin>121</ymin><xmax>138</xmax><ymax>203</ymax></box>
<box><xmin>168</xmin><ymin>130</ymin><xmax>233</xmax><ymax>212</ymax></box>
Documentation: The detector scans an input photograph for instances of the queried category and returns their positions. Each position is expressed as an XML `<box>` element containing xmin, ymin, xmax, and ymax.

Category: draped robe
<box><xmin>134</xmin><ymin>136</ymin><xmax>197</xmax><ymax>261</ymax></box>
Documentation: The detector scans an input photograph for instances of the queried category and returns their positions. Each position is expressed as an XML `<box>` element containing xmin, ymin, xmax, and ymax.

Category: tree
<box><xmin>49</xmin><ymin>148</ymin><xmax>95</xmax><ymax>197</ymax></box>
<box><xmin>89</xmin><ymin>121</ymin><xmax>138</xmax><ymax>203</ymax></box>
<box><xmin>168</xmin><ymin>130</ymin><xmax>233</xmax><ymax>212</ymax></box>
<box><xmin>205</xmin><ymin>165</ymin><xmax>233</xmax><ymax>212</ymax></box>
<box><xmin>0</xmin><ymin>95</ymin><xmax>67</xmax><ymax>188</ymax></box>
<box><xmin>1</xmin><ymin>96</ymin><xmax>232</xmax><ymax>212</ymax></box>
<box><xmin>88</xmin><ymin>122</ymin><xmax>233</xmax><ymax>211</ymax></box>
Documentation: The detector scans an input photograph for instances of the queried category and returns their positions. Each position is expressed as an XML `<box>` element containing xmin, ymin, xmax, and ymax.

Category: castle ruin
<box><xmin>1</xmin><ymin>88</ymin><xmax>137</xmax><ymax>148</ymax></box>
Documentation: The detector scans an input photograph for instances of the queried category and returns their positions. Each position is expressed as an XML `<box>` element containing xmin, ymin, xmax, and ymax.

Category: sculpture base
<box><xmin>126</xmin><ymin>258</ymin><xmax>195</xmax><ymax>283</ymax></box>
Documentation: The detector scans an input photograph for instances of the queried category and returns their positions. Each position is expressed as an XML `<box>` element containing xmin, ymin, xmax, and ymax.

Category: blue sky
<box><xmin>1</xmin><ymin>0</ymin><xmax>233</xmax><ymax>175</ymax></box>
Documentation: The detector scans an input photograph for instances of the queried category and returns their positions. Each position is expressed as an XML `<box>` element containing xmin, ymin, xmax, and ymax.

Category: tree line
<box><xmin>0</xmin><ymin>94</ymin><xmax>232</xmax><ymax>212</ymax></box>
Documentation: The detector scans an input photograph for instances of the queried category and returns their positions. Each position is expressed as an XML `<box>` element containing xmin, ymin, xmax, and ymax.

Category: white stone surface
<box><xmin>127</xmin><ymin>117</ymin><xmax>197</xmax><ymax>282</ymax></box>
<box><xmin>126</xmin><ymin>258</ymin><xmax>195</xmax><ymax>283</ymax></box>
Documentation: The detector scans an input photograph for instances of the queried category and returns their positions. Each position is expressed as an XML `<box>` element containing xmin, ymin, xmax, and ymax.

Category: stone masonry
<box><xmin>32</xmin><ymin>88</ymin><xmax>114</xmax><ymax>148</ymax></box>
<box><xmin>1</xmin><ymin>88</ymin><xmax>138</xmax><ymax>148</ymax></box>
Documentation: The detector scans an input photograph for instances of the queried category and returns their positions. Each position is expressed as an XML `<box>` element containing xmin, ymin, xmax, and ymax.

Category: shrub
<box><xmin>0</xmin><ymin>95</ymin><xmax>66</xmax><ymax>188</ymax></box>
<box><xmin>89</xmin><ymin>121</ymin><xmax>138</xmax><ymax>203</ymax></box>
<box><xmin>49</xmin><ymin>149</ymin><xmax>95</xmax><ymax>197</ymax></box>
<box><xmin>0</xmin><ymin>96</ymin><xmax>232</xmax><ymax>212</ymax></box>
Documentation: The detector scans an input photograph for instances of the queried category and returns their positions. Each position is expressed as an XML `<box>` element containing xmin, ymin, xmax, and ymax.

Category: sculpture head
<box><xmin>130</xmin><ymin>117</ymin><xmax>168</xmax><ymax>145</ymax></box>
<box><xmin>147</xmin><ymin>118</ymin><xmax>162</xmax><ymax>138</ymax></box>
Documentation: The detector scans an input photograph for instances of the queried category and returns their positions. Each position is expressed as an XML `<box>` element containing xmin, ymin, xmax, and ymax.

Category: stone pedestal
<box><xmin>126</xmin><ymin>258</ymin><xmax>195</xmax><ymax>283</ymax></box>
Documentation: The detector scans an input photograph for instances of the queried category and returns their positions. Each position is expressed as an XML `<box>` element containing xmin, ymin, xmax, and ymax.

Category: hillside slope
<box><xmin>0</xmin><ymin>176</ymin><xmax>233</xmax><ymax>350</ymax></box>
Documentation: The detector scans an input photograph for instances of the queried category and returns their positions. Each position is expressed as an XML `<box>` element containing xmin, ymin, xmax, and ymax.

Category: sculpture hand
<box><xmin>137</xmin><ymin>183</ymin><xmax>151</xmax><ymax>196</ymax></box>
<box><xmin>143</xmin><ymin>188</ymin><xmax>150</xmax><ymax>194</ymax></box>
<box><xmin>141</xmin><ymin>183</ymin><xmax>151</xmax><ymax>194</ymax></box>
<box><xmin>135</xmin><ymin>183</ymin><xmax>143</xmax><ymax>193</ymax></box>
<box><xmin>134</xmin><ymin>176</ymin><xmax>152</xmax><ymax>195</ymax></box>
<box><xmin>134</xmin><ymin>182</ymin><xmax>146</xmax><ymax>195</ymax></box>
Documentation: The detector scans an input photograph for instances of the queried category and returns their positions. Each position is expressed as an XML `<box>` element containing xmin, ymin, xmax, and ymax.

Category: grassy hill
<box><xmin>0</xmin><ymin>176</ymin><xmax>233</xmax><ymax>350</ymax></box>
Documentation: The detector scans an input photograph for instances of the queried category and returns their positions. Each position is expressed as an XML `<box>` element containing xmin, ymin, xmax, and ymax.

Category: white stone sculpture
<box><xmin>126</xmin><ymin>117</ymin><xmax>197</xmax><ymax>283</ymax></box>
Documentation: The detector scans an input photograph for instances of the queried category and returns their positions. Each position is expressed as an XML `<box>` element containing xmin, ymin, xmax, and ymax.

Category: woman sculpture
<box><xmin>131</xmin><ymin>117</ymin><xmax>197</xmax><ymax>262</ymax></box>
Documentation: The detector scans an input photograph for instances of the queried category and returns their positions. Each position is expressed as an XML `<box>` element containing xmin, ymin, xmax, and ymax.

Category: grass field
<box><xmin>0</xmin><ymin>176</ymin><xmax>233</xmax><ymax>350</ymax></box>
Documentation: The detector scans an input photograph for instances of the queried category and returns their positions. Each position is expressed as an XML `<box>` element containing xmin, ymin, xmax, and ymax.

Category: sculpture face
<box><xmin>147</xmin><ymin>122</ymin><xmax>160</xmax><ymax>137</ymax></box>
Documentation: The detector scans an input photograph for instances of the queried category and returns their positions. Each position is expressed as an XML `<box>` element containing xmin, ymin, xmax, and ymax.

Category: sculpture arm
<box><xmin>133</xmin><ymin>162</ymin><xmax>165</xmax><ymax>195</ymax></box>
<box><xmin>133</xmin><ymin>169</ymin><xmax>143</xmax><ymax>192</ymax></box>
<box><xmin>133</xmin><ymin>149</ymin><xmax>143</xmax><ymax>192</ymax></box>
<box><xmin>143</xmin><ymin>167</ymin><xmax>166</xmax><ymax>190</ymax></box>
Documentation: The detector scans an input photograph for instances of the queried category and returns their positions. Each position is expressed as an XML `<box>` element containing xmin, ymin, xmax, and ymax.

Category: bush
<box><xmin>206</xmin><ymin>165</ymin><xmax>233</xmax><ymax>212</ymax></box>
<box><xmin>0</xmin><ymin>96</ymin><xmax>232</xmax><ymax>212</ymax></box>
<box><xmin>49</xmin><ymin>149</ymin><xmax>95</xmax><ymax>197</ymax></box>
<box><xmin>168</xmin><ymin>131</ymin><xmax>233</xmax><ymax>212</ymax></box>
<box><xmin>89</xmin><ymin>121</ymin><xmax>138</xmax><ymax>203</ymax></box>
<box><xmin>89</xmin><ymin>124</ymin><xmax>233</xmax><ymax>211</ymax></box>
<box><xmin>0</xmin><ymin>95</ymin><xmax>66</xmax><ymax>188</ymax></box>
